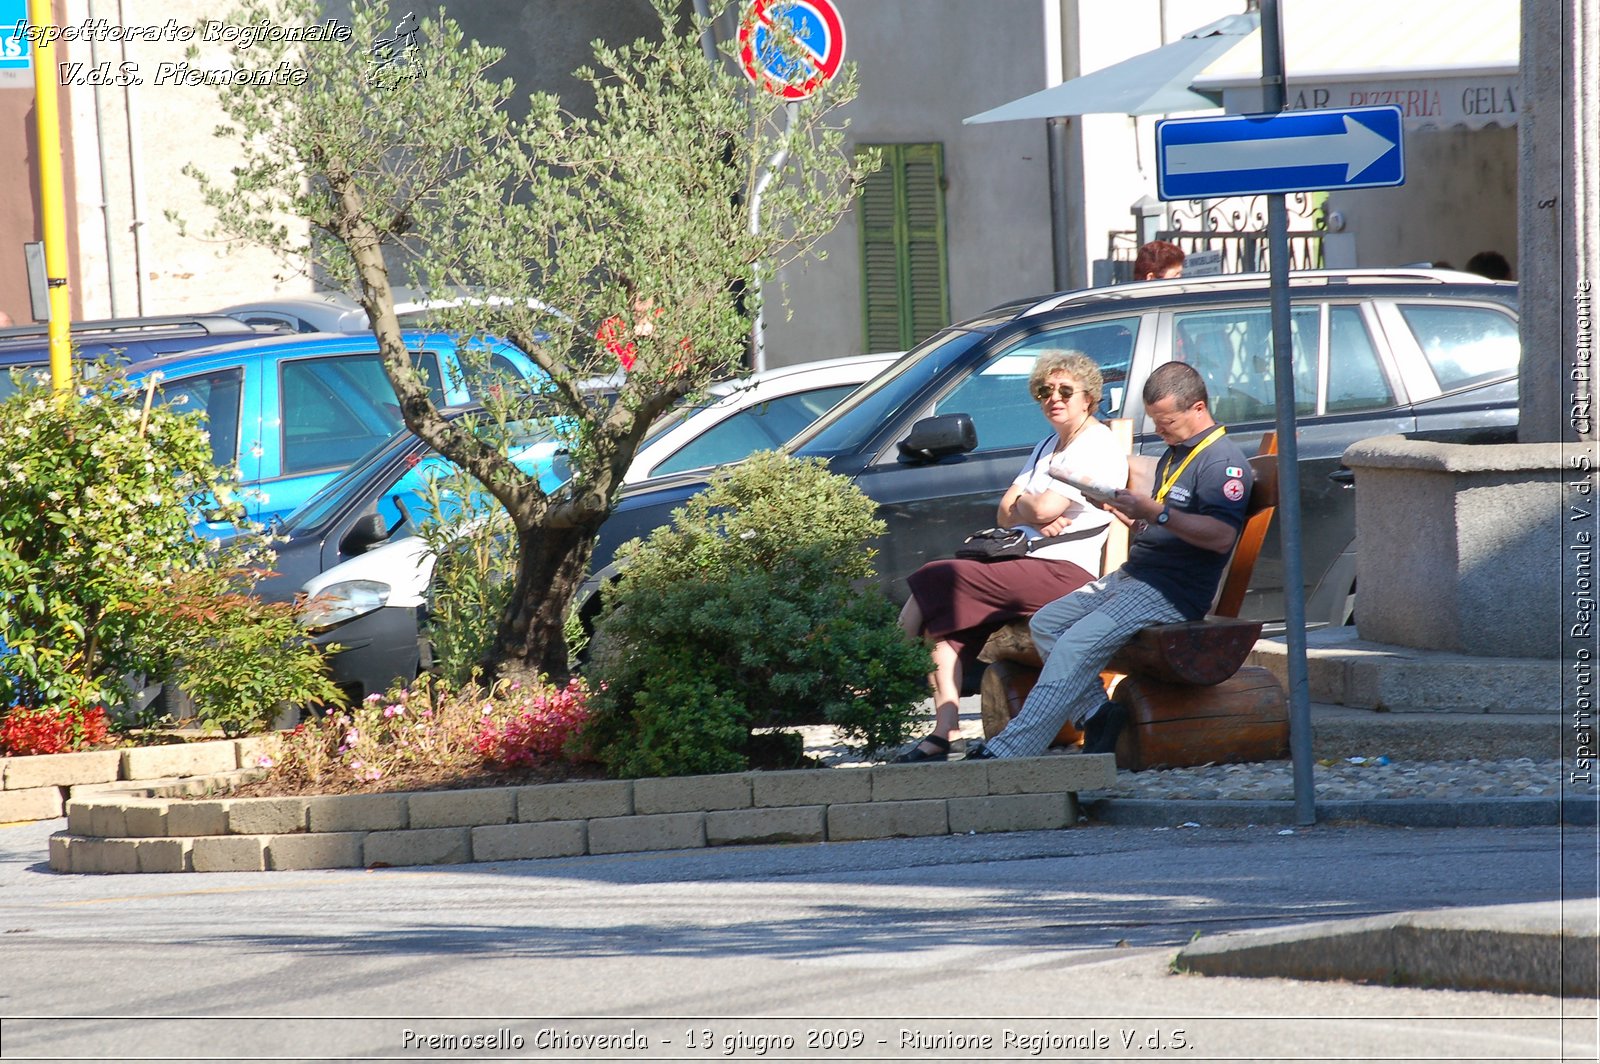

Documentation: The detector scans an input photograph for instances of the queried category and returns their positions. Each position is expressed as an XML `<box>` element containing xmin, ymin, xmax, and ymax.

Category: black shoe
<box><xmin>963</xmin><ymin>740</ymin><xmax>997</xmax><ymax>761</ymax></box>
<box><xmin>1080</xmin><ymin>702</ymin><xmax>1127</xmax><ymax>756</ymax></box>
<box><xmin>893</xmin><ymin>733</ymin><xmax>950</xmax><ymax>763</ymax></box>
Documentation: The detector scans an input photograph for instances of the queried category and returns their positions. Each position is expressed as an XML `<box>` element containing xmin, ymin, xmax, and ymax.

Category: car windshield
<box><xmin>789</xmin><ymin>331</ymin><xmax>982</xmax><ymax>457</ymax></box>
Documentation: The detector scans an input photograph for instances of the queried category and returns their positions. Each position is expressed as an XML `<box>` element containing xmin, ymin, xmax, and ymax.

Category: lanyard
<box><xmin>1155</xmin><ymin>425</ymin><xmax>1226</xmax><ymax>504</ymax></box>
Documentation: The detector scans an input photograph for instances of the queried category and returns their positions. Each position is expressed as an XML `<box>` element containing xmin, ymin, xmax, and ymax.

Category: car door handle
<box><xmin>1327</xmin><ymin>467</ymin><xmax>1355</xmax><ymax>488</ymax></box>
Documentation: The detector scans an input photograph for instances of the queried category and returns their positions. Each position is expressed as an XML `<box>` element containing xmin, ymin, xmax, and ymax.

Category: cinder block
<box><xmin>268</xmin><ymin>832</ymin><xmax>365</xmax><ymax>871</ymax></box>
<box><xmin>634</xmin><ymin>773</ymin><xmax>752</xmax><ymax>814</ymax></box>
<box><xmin>587</xmin><ymin>812</ymin><xmax>706</xmax><ymax>855</ymax></box>
<box><xmin>948</xmin><ymin>792</ymin><xmax>1074</xmax><ymax>834</ymax></box>
<box><xmin>233</xmin><ymin>736</ymin><xmax>280</xmax><ymax>770</ymax></box>
<box><xmin>517</xmin><ymin>780</ymin><xmax>632</xmax><ymax>822</ymax></box>
<box><xmin>0</xmin><ymin>786</ymin><xmax>64</xmax><ymax>823</ymax></box>
<box><xmin>706</xmin><ymin>806</ymin><xmax>825</xmax><ymax>846</ymax></box>
<box><xmin>166</xmin><ymin>801</ymin><xmax>229</xmax><ymax>838</ymax></box>
<box><xmin>121</xmin><ymin>741</ymin><xmax>239</xmax><ymax>782</ymax></box>
<box><xmin>192</xmin><ymin>835</ymin><xmax>267</xmax><ymax>872</ymax></box>
<box><xmin>121</xmin><ymin>799</ymin><xmax>169</xmax><ymax>838</ymax></box>
<box><xmin>135</xmin><ymin>838</ymin><xmax>193</xmax><ymax>873</ymax></box>
<box><xmin>408</xmin><ymin>787</ymin><xmax>517</xmax><ymax>828</ymax></box>
<box><xmin>364</xmin><ymin>827</ymin><xmax>472</xmax><ymax>868</ymax></box>
<box><xmin>226</xmin><ymin>798</ymin><xmax>307</xmax><ymax>836</ymax></box>
<box><xmin>89</xmin><ymin>802</ymin><xmax>131</xmax><ymax>838</ymax></box>
<box><xmin>3</xmin><ymin>750</ymin><xmax>121</xmax><ymax>790</ymax></box>
<box><xmin>871</xmin><ymin>762</ymin><xmax>988</xmax><ymax>801</ymax></box>
<box><xmin>751</xmin><ymin>769</ymin><xmax>870</xmax><ymax>808</ymax></box>
<box><xmin>827</xmin><ymin>800</ymin><xmax>949</xmax><ymax>841</ymax></box>
<box><xmin>472</xmin><ymin>821</ymin><xmax>587</xmax><ymax>862</ymax></box>
<box><xmin>984</xmin><ymin>755</ymin><xmax>1116</xmax><ymax>795</ymax></box>
<box><xmin>307</xmin><ymin>793</ymin><xmax>407</xmax><ymax>833</ymax></box>
<box><xmin>65</xmin><ymin>800</ymin><xmax>96</xmax><ymax>836</ymax></box>
<box><xmin>48</xmin><ymin>833</ymin><xmax>72</xmax><ymax>872</ymax></box>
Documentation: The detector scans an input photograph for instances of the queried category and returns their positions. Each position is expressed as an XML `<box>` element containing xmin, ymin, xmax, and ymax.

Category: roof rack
<box><xmin>1019</xmin><ymin>268</ymin><xmax>1510</xmax><ymax>318</ymax></box>
<box><xmin>0</xmin><ymin>314</ymin><xmax>259</xmax><ymax>343</ymax></box>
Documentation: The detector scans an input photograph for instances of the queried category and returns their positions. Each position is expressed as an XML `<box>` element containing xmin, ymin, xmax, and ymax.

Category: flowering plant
<box><xmin>0</xmin><ymin>703</ymin><xmax>110</xmax><ymax>756</ymax></box>
<box><xmin>264</xmin><ymin>676</ymin><xmax>593</xmax><ymax>792</ymax></box>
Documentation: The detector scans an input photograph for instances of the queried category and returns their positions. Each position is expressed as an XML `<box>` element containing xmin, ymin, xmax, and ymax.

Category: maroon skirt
<box><xmin>906</xmin><ymin>556</ymin><xmax>1095</xmax><ymax>668</ymax></box>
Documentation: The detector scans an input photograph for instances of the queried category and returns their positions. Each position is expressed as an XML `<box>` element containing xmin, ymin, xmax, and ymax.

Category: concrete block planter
<box><xmin>2</xmin><ymin>737</ymin><xmax>263</xmax><ymax>826</ymax></box>
<box><xmin>47</xmin><ymin>754</ymin><xmax>1117</xmax><ymax>874</ymax></box>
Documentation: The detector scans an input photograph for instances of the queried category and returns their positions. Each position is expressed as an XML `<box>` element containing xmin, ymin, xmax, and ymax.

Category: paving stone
<box><xmin>67</xmin><ymin>838</ymin><xmax>141</xmax><ymax>874</ymax></box>
<box><xmin>634</xmin><ymin>774</ymin><xmax>752</xmax><ymax>814</ymax></box>
<box><xmin>307</xmin><ymin>793</ymin><xmax>407</xmax><ymax>833</ymax></box>
<box><xmin>587</xmin><ymin>812</ymin><xmax>706</xmax><ymax>855</ymax></box>
<box><xmin>364</xmin><ymin>827</ymin><xmax>472</xmax><ymax>868</ymax></box>
<box><xmin>471</xmin><ymin>821</ymin><xmax>587</xmax><ymax>862</ymax></box>
<box><xmin>706</xmin><ymin>806</ymin><xmax>826</xmax><ymax>846</ymax></box>
<box><xmin>985</xmin><ymin>755</ymin><xmax>1116</xmax><ymax>795</ymax></box>
<box><xmin>408</xmin><ymin>787</ymin><xmax>517</xmax><ymax>828</ymax></box>
<box><xmin>948</xmin><ymin>792</ymin><xmax>1075</xmax><ymax>834</ymax></box>
<box><xmin>870</xmin><ymin>762</ymin><xmax>988</xmax><ymax>801</ymax></box>
<box><xmin>267</xmin><ymin>832</ymin><xmax>365</xmax><ymax>871</ymax></box>
<box><xmin>751</xmin><ymin>769</ymin><xmax>870</xmax><ymax>808</ymax></box>
<box><xmin>0</xmin><ymin>786</ymin><xmax>63</xmax><ymax>823</ymax></box>
<box><xmin>64</xmin><ymin>800</ymin><xmax>96</xmax><ymax>837</ymax></box>
<box><xmin>121</xmin><ymin>741</ymin><xmax>239</xmax><ymax>781</ymax></box>
<box><xmin>192</xmin><ymin>835</ymin><xmax>267</xmax><ymax>873</ymax></box>
<box><xmin>121</xmin><ymin>798</ymin><xmax>169</xmax><ymax>838</ymax></box>
<box><xmin>135</xmin><ymin>837</ymin><xmax>193</xmax><ymax>873</ymax></box>
<box><xmin>827</xmin><ymin>799</ymin><xmax>949</xmax><ymax>841</ymax></box>
<box><xmin>517</xmin><ymin>780</ymin><xmax>632</xmax><ymax>822</ymax></box>
<box><xmin>88</xmin><ymin>802</ymin><xmax>131</xmax><ymax>839</ymax></box>
<box><xmin>166</xmin><ymin>801</ymin><xmax>229</xmax><ymax>838</ymax></box>
<box><xmin>2</xmin><ymin>750</ymin><xmax>121</xmax><ymax>790</ymax></box>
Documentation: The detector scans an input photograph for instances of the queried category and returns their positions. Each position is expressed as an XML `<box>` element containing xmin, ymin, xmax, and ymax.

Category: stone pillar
<box><xmin>1342</xmin><ymin>436</ymin><xmax>1586</xmax><ymax>658</ymax></box>
<box><xmin>1518</xmin><ymin>0</ymin><xmax>1598</xmax><ymax>444</ymax></box>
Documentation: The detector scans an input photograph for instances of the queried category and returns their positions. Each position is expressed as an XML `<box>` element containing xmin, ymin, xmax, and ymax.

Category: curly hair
<box><xmin>1028</xmin><ymin>350</ymin><xmax>1104</xmax><ymax>408</ymax></box>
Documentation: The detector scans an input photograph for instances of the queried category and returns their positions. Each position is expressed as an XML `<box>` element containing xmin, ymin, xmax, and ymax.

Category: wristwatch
<box><xmin>1155</xmin><ymin>506</ymin><xmax>1171</xmax><ymax>526</ymax></box>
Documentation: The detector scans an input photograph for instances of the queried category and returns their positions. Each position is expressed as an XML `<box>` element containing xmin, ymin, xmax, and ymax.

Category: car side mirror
<box><xmin>897</xmin><ymin>413</ymin><xmax>977</xmax><ymax>464</ymax></box>
<box><xmin>339</xmin><ymin>512</ymin><xmax>391</xmax><ymax>554</ymax></box>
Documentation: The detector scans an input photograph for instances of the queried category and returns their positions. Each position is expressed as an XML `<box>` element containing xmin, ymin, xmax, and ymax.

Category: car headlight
<box><xmin>300</xmin><ymin>580</ymin><xmax>392</xmax><ymax>631</ymax></box>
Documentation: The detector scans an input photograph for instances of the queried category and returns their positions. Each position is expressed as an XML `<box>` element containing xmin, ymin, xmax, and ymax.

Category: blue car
<box><xmin>124</xmin><ymin>332</ymin><xmax>542</xmax><ymax>531</ymax></box>
<box><xmin>0</xmin><ymin>314</ymin><xmax>285</xmax><ymax>399</ymax></box>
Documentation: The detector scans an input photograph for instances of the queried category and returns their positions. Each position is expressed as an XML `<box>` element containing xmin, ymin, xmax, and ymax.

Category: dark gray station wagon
<box><xmin>588</xmin><ymin>269</ymin><xmax>1520</xmax><ymax>629</ymax></box>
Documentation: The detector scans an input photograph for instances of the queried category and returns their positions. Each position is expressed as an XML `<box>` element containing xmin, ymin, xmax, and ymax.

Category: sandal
<box><xmin>893</xmin><ymin>734</ymin><xmax>951</xmax><ymax>763</ymax></box>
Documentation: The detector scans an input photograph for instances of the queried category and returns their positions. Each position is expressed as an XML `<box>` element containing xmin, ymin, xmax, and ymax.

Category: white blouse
<box><xmin>1009</xmin><ymin>420</ymin><xmax>1129</xmax><ymax>574</ymax></box>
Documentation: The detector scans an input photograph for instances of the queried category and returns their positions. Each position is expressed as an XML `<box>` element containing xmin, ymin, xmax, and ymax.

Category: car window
<box><xmin>1326</xmin><ymin>305</ymin><xmax>1395</xmax><ymax>413</ymax></box>
<box><xmin>1397</xmin><ymin>303</ymin><xmax>1519</xmax><ymax>391</ymax></box>
<box><xmin>151</xmin><ymin>368</ymin><xmax>244</xmax><ymax>468</ymax></box>
<box><xmin>279</xmin><ymin>353</ymin><xmax>442</xmax><ymax>475</ymax></box>
<box><xmin>933</xmin><ymin>316</ymin><xmax>1139</xmax><ymax>451</ymax></box>
<box><xmin>650</xmin><ymin>384</ymin><xmax>857</xmax><ymax>477</ymax></box>
<box><xmin>1172</xmin><ymin>306</ymin><xmax>1316</xmax><ymax>425</ymax></box>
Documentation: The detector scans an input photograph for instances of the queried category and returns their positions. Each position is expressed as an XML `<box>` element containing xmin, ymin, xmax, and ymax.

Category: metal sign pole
<box><xmin>1260</xmin><ymin>0</ymin><xmax>1316</xmax><ymax>826</ymax></box>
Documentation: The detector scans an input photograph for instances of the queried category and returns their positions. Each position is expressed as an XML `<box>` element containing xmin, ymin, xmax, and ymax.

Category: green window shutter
<box><xmin>857</xmin><ymin>143</ymin><xmax>950</xmax><ymax>351</ymax></box>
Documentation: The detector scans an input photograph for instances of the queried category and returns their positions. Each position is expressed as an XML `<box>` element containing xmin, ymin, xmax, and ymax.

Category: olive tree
<box><xmin>187</xmin><ymin>0</ymin><xmax>868</xmax><ymax>680</ymax></box>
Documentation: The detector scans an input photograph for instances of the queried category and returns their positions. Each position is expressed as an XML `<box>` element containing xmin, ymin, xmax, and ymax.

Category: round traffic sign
<box><xmin>738</xmin><ymin>0</ymin><xmax>846</xmax><ymax>101</ymax></box>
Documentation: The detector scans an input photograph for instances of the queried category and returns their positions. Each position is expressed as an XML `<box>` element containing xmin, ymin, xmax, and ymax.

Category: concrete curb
<box><xmin>1175</xmin><ymin>899</ymin><xmax>1599</xmax><ymax>998</ymax></box>
<box><xmin>1082</xmin><ymin>795</ymin><xmax>1598</xmax><ymax>828</ymax></box>
<box><xmin>48</xmin><ymin>755</ymin><xmax>1117</xmax><ymax>874</ymax></box>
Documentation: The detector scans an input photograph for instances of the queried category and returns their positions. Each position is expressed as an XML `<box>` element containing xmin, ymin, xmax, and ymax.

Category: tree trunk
<box><xmin>489</xmin><ymin>521</ymin><xmax>599</xmax><ymax>685</ymax></box>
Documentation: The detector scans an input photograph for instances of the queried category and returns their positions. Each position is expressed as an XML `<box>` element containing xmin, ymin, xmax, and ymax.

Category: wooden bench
<box><xmin>977</xmin><ymin>433</ymin><xmax>1289</xmax><ymax>771</ymax></box>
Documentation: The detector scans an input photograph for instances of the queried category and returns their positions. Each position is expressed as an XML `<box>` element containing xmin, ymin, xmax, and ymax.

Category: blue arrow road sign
<box><xmin>1156</xmin><ymin>106</ymin><xmax>1404</xmax><ymax>201</ymax></box>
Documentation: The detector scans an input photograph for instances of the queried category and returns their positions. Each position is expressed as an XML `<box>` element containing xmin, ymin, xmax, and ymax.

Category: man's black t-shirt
<box><xmin>1122</xmin><ymin>425</ymin><xmax>1254</xmax><ymax>619</ymax></box>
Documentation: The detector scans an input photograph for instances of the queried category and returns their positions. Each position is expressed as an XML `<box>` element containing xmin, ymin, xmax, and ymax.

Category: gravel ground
<box><xmin>797</xmin><ymin>698</ymin><xmax>1596</xmax><ymax>803</ymax></box>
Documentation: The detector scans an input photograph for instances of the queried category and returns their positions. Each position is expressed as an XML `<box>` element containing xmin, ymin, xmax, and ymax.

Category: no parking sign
<box><xmin>738</xmin><ymin>0</ymin><xmax>845</xmax><ymax>100</ymax></box>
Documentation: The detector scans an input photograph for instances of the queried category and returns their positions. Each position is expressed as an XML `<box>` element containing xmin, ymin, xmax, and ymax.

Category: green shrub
<box><xmin>0</xmin><ymin>368</ymin><xmax>343</xmax><ymax>727</ymax></box>
<box><xmin>585</xmin><ymin>451</ymin><xmax>928</xmax><ymax>777</ymax></box>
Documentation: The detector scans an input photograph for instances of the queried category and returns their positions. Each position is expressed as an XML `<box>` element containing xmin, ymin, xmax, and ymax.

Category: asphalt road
<box><xmin>0</xmin><ymin>817</ymin><xmax>1594</xmax><ymax>1062</ymax></box>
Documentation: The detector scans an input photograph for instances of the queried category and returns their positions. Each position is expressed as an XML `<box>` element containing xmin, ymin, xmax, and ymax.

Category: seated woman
<box><xmin>894</xmin><ymin>350</ymin><xmax>1128</xmax><ymax>762</ymax></box>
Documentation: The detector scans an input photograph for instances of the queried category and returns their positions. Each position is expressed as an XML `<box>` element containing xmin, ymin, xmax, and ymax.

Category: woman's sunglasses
<box><xmin>1034</xmin><ymin>383</ymin><xmax>1078</xmax><ymax>402</ymax></box>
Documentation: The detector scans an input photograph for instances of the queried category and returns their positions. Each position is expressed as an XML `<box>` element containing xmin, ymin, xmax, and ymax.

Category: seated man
<box><xmin>967</xmin><ymin>362</ymin><xmax>1254</xmax><ymax>760</ymax></box>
